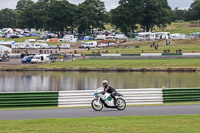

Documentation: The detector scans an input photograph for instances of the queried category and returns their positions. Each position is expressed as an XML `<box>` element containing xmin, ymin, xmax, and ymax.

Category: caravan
<box><xmin>171</xmin><ymin>33</ymin><xmax>186</xmax><ymax>40</ymax></box>
<box><xmin>83</xmin><ymin>41</ymin><xmax>98</xmax><ymax>48</ymax></box>
<box><xmin>138</xmin><ymin>32</ymin><xmax>156</xmax><ymax>40</ymax></box>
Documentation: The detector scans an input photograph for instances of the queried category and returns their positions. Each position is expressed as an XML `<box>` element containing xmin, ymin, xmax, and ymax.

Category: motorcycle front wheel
<box><xmin>91</xmin><ymin>99</ymin><xmax>103</xmax><ymax>111</ymax></box>
<box><xmin>116</xmin><ymin>98</ymin><xmax>126</xmax><ymax>110</ymax></box>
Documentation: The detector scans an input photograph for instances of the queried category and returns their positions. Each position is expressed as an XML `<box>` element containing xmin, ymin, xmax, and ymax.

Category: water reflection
<box><xmin>0</xmin><ymin>71</ymin><xmax>200</xmax><ymax>92</ymax></box>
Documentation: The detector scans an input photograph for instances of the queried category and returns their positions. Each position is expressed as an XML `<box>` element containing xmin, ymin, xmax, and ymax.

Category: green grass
<box><xmin>80</xmin><ymin>39</ymin><xmax>200</xmax><ymax>54</ymax></box>
<box><xmin>39</xmin><ymin>59</ymin><xmax>200</xmax><ymax>69</ymax></box>
<box><xmin>1</xmin><ymin>102</ymin><xmax>200</xmax><ymax>111</ymax></box>
<box><xmin>0</xmin><ymin>37</ymin><xmax>38</xmax><ymax>42</ymax></box>
<box><xmin>105</xmin><ymin>22</ymin><xmax>200</xmax><ymax>34</ymax></box>
<box><xmin>0</xmin><ymin>115</ymin><xmax>200</xmax><ymax>133</ymax></box>
<box><xmin>155</xmin><ymin>22</ymin><xmax>200</xmax><ymax>34</ymax></box>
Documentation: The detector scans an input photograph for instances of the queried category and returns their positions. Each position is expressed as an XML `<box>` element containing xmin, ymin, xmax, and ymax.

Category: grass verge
<box><xmin>39</xmin><ymin>59</ymin><xmax>200</xmax><ymax>69</ymax></box>
<box><xmin>0</xmin><ymin>115</ymin><xmax>200</xmax><ymax>133</ymax></box>
<box><xmin>1</xmin><ymin>102</ymin><xmax>200</xmax><ymax>111</ymax></box>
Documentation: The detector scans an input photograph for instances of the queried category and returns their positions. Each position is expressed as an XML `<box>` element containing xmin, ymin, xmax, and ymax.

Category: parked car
<box><xmin>0</xmin><ymin>57</ymin><xmax>2</xmax><ymax>62</ymax></box>
<box><xmin>21</xmin><ymin>55</ymin><xmax>34</xmax><ymax>64</ymax></box>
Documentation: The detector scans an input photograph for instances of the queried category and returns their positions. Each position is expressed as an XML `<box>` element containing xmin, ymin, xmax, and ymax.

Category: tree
<box><xmin>0</xmin><ymin>8</ymin><xmax>18</xmax><ymax>28</ymax></box>
<box><xmin>17</xmin><ymin>0</ymin><xmax>49</xmax><ymax>30</ymax></box>
<box><xmin>46</xmin><ymin>0</ymin><xmax>76</xmax><ymax>37</ymax></box>
<box><xmin>111</xmin><ymin>0</ymin><xmax>171</xmax><ymax>33</ymax></box>
<box><xmin>171</xmin><ymin>7</ymin><xmax>188</xmax><ymax>22</ymax></box>
<box><xmin>77</xmin><ymin>0</ymin><xmax>107</xmax><ymax>35</ymax></box>
<box><xmin>187</xmin><ymin>0</ymin><xmax>200</xmax><ymax>20</ymax></box>
<box><xmin>111</xmin><ymin>0</ymin><xmax>142</xmax><ymax>35</ymax></box>
<box><xmin>16</xmin><ymin>0</ymin><xmax>34</xmax><ymax>11</ymax></box>
<box><xmin>140</xmin><ymin>0</ymin><xmax>171</xmax><ymax>32</ymax></box>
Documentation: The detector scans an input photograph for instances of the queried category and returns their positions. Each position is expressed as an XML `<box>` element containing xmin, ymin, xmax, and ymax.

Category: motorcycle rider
<box><xmin>102</xmin><ymin>80</ymin><xmax>118</xmax><ymax>106</ymax></box>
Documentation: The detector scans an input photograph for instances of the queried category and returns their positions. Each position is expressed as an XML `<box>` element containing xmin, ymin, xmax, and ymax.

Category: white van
<box><xmin>83</xmin><ymin>41</ymin><xmax>97</xmax><ymax>48</ymax></box>
<box><xmin>31</xmin><ymin>54</ymin><xmax>50</xmax><ymax>63</ymax></box>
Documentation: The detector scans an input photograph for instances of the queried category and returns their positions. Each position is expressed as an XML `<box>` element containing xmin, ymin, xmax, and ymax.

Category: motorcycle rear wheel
<box><xmin>91</xmin><ymin>99</ymin><xmax>103</xmax><ymax>111</ymax></box>
<box><xmin>116</xmin><ymin>98</ymin><xmax>126</xmax><ymax>110</ymax></box>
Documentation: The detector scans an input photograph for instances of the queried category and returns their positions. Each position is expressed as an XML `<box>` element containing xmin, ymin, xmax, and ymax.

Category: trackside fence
<box><xmin>163</xmin><ymin>88</ymin><xmax>200</xmax><ymax>103</ymax></box>
<box><xmin>0</xmin><ymin>92</ymin><xmax>58</xmax><ymax>108</ymax></box>
<box><xmin>0</xmin><ymin>88</ymin><xmax>200</xmax><ymax>108</ymax></box>
<box><xmin>58</xmin><ymin>89</ymin><xmax>163</xmax><ymax>107</ymax></box>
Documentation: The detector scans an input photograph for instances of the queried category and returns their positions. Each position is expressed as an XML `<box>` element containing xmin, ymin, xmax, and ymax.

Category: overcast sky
<box><xmin>0</xmin><ymin>0</ymin><xmax>195</xmax><ymax>11</ymax></box>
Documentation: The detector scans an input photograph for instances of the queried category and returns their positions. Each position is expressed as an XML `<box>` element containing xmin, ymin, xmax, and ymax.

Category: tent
<box><xmin>49</xmin><ymin>38</ymin><xmax>59</xmax><ymax>42</ymax></box>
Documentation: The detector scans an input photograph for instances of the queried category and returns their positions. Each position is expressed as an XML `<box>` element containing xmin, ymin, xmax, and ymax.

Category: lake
<box><xmin>0</xmin><ymin>71</ymin><xmax>200</xmax><ymax>92</ymax></box>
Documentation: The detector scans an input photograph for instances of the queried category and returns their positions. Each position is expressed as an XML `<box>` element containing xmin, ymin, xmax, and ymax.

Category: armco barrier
<box><xmin>58</xmin><ymin>89</ymin><xmax>163</xmax><ymax>107</ymax></box>
<box><xmin>163</xmin><ymin>88</ymin><xmax>200</xmax><ymax>103</ymax></box>
<box><xmin>0</xmin><ymin>92</ymin><xmax>58</xmax><ymax>108</ymax></box>
<box><xmin>1</xmin><ymin>88</ymin><xmax>200</xmax><ymax>108</ymax></box>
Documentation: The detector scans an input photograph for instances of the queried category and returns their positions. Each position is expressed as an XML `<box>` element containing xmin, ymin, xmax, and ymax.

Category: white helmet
<box><xmin>102</xmin><ymin>80</ymin><xmax>108</xmax><ymax>87</ymax></box>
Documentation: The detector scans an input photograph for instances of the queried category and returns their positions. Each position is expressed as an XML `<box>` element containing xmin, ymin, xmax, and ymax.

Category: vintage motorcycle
<box><xmin>91</xmin><ymin>87</ymin><xmax>126</xmax><ymax>111</ymax></box>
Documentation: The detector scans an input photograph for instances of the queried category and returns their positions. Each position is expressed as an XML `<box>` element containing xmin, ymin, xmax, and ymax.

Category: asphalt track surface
<box><xmin>0</xmin><ymin>105</ymin><xmax>200</xmax><ymax>120</ymax></box>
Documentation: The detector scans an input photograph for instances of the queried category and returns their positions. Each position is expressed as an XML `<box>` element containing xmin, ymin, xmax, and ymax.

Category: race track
<box><xmin>0</xmin><ymin>105</ymin><xmax>200</xmax><ymax>120</ymax></box>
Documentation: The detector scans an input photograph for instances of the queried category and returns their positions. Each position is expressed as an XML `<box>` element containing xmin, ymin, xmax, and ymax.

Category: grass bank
<box><xmin>0</xmin><ymin>115</ymin><xmax>199</xmax><ymax>133</ymax></box>
<box><xmin>38</xmin><ymin>59</ymin><xmax>200</xmax><ymax>69</ymax></box>
<box><xmin>81</xmin><ymin>39</ymin><xmax>200</xmax><ymax>54</ymax></box>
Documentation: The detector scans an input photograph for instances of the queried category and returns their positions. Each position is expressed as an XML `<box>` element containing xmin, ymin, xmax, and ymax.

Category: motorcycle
<box><xmin>91</xmin><ymin>87</ymin><xmax>126</xmax><ymax>111</ymax></box>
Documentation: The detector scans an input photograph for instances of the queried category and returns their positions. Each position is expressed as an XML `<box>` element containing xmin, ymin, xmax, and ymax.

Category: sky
<box><xmin>0</xmin><ymin>0</ymin><xmax>195</xmax><ymax>11</ymax></box>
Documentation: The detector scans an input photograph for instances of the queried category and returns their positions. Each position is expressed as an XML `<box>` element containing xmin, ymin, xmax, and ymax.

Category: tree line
<box><xmin>0</xmin><ymin>0</ymin><xmax>199</xmax><ymax>36</ymax></box>
<box><xmin>172</xmin><ymin>0</ymin><xmax>200</xmax><ymax>22</ymax></box>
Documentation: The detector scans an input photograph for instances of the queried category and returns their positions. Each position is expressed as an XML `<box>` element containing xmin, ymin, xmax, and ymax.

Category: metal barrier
<box><xmin>0</xmin><ymin>92</ymin><xmax>58</xmax><ymax>108</ymax></box>
<box><xmin>58</xmin><ymin>89</ymin><xmax>163</xmax><ymax>107</ymax></box>
<box><xmin>163</xmin><ymin>88</ymin><xmax>200</xmax><ymax>103</ymax></box>
<box><xmin>1</xmin><ymin>88</ymin><xmax>200</xmax><ymax>108</ymax></box>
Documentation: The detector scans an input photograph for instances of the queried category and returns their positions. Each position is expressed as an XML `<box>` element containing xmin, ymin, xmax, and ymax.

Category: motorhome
<box><xmin>31</xmin><ymin>54</ymin><xmax>50</xmax><ymax>63</ymax></box>
<box><xmin>59</xmin><ymin>35</ymin><xmax>77</xmax><ymax>42</ymax></box>
<box><xmin>60</xmin><ymin>43</ymin><xmax>70</xmax><ymax>49</ymax></box>
<box><xmin>12</xmin><ymin>43</ymin><xmax>31</xmax><ymax>49</ymax></box>
<box><xmin>83</xmin><ymin>41</ymin><xmax>98</xmax><ymax>48</ymax></box>
<box><xmin>155</xmin><ymin>32</ymin><xmax>170</xmax><ymax>40</ymax></box>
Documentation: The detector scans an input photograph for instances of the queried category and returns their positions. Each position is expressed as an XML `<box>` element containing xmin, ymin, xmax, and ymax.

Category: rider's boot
<box><xmin>114</xmin><ymin>99</ymin><xmax>118</xmax><ymax>106</ymax></box>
